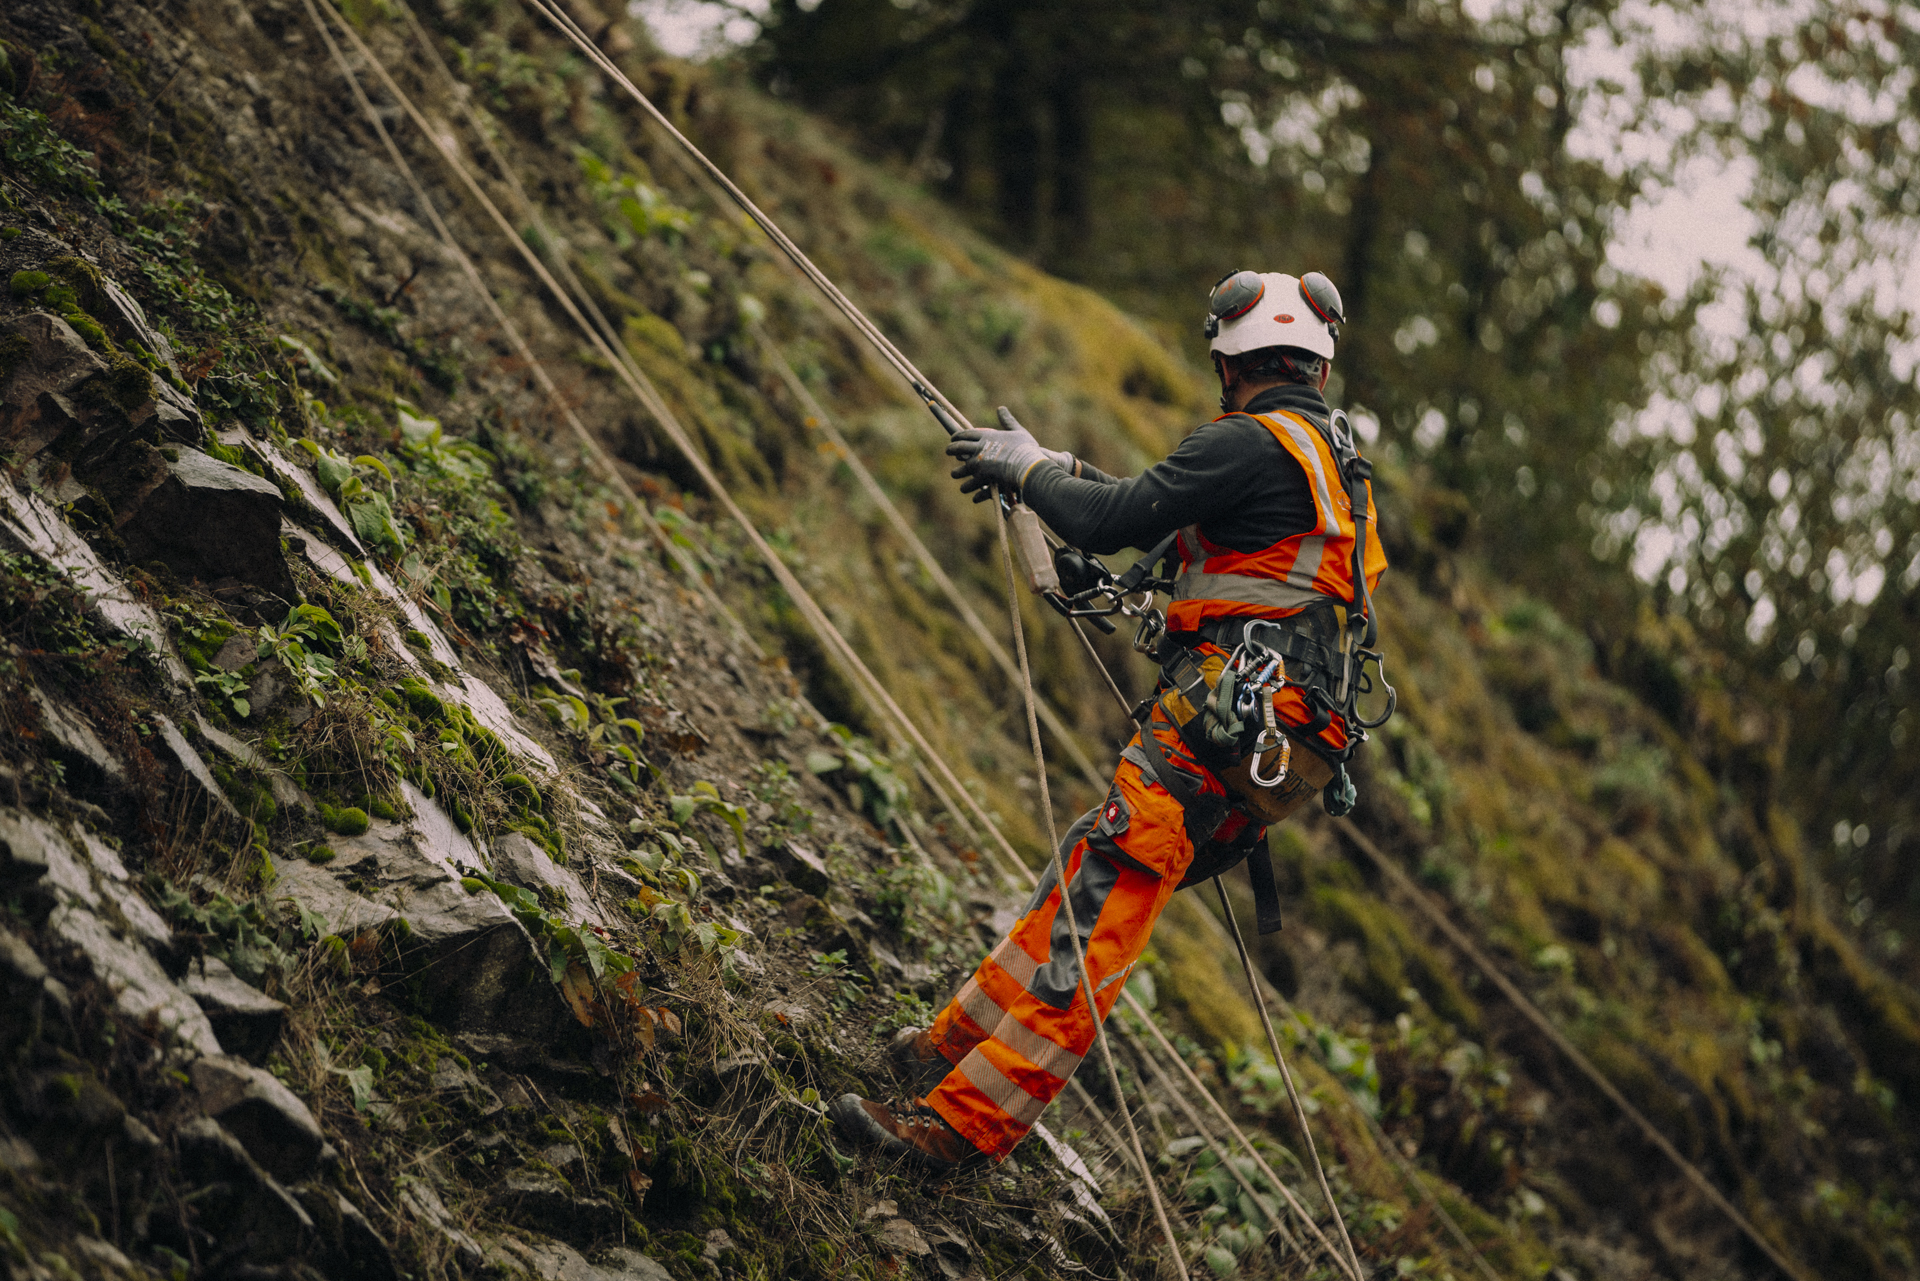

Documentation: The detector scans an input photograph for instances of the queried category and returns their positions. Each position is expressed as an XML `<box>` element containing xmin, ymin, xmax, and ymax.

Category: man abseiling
<box><xmin>831</xmin><ymin>269</ymin><xmax>1387</xmax><ymax>1170</ymax></box>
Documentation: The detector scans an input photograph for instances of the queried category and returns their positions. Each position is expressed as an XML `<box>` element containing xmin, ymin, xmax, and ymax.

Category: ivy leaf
<box><xmin>397</xmin><ymin>407</ymin><xmax>441</xmax><ymax>446</ymax></box>
<box><xmin>314</xmin><ymin>450</ymin><xmax>353</xmax><ymax>495</ymax></box>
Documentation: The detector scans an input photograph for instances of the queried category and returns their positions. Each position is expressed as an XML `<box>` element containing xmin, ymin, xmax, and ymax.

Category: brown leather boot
<box><xmin>829</xmin><ymin>1094</ymin><xmax>983</xmax><ymax>1172</ymax></box>
<box><xmin>889</xmin><ymin>1026</ymin><xmax>952</xmax><ymax>1096</ymax></box>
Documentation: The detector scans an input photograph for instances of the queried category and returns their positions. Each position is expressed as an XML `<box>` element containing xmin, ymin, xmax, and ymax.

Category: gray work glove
<box><xmin>946</xmin><ymin>407</ymin><xmax>1075</xmax><ymax>504</ymax></box>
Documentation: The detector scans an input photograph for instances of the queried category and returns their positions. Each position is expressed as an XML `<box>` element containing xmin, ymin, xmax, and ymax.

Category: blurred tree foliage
<box><xmin>752</xmin><ymin>0</ymin><xmax>1671</xmax><ymax>588</ymax></box>
<box><xmin>750</xmin><ymin>0</ymin><xmax>1920</xmax><ymax>979</ymax></box>
<box><xmin>1579</xmin><ymin>0</ymin><xmax>1920</xmax><ymax>975</ymax></box>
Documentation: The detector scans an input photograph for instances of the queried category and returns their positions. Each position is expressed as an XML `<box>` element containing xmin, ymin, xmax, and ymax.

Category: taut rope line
<box><xmin>525</xmin><ymin>0</ymin><xmax>976</xmax><ymax>436</ymax></box>
<box><xmin>1333</xmin><ymin>819</ymin><xmax>1812</xmax><ymax>1281</ymax></box>
<box><xmin>312</xmin><ymin>0</ymin><xmax>1036</xmax><ymax>897</ymax></box>
<box><xmin>995</xmin><ymin>512</ymin><xmax>1191</xmax><ymax>1281</ymax></box>
<box><xmin>1214</xmin><ymin>880</ymin><xmax>1366</xmax><ymax>1277</ymax></box>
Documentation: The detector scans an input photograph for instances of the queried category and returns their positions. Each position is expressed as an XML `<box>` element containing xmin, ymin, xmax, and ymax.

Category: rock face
<box><xmin>191</xmin><ymin>1054</ymin><xmax>327</xmax><ymax>1183</ymax></box>
<box><xmin>183</xmin><ymin>955</ymin><xmax>288</xmax><ymax>1061</ymax></box>
<box><xmin>175</xmin><ymin>1117</ymin><xmax>315</xmax><ymax>1261</ymax></box>
<box><xmin>0</xmin><ymin>481</ymin><xmax>189</xmax><ymax>685</ymax></box>
<box><xmin>115</xmin><ymin>445</ymin><xmax>294</xmax><ymax>599</ymax></box>
<box><xmin>273</xmin><ymin>790</ymin><xmax>578</xmax><ymax>1041</ymax></box>
<box><xmin>491</xmin><ymin>832</ymin><xmax>604</xmax><ymax>927</ymax></box>
<box><xmin>0</xmin><ymin>311</ymin><xmax>110</xmax><ymax>461</ymax></box>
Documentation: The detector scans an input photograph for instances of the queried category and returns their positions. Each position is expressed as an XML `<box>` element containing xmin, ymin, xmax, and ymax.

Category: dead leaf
<box><xmin>628</xmin><ymin>1089</ymin><xmax>671</xmax><ymax>1115</ymax></box>
<box><xmin>559</xmin><ymin>964</ymin><xmax>598</xmax><ymax>1028</ymax></box>
<box><xmin>625</xmin><ymin>1168</ymin><xmax>653</xmax><ymax>1202</ymax></box>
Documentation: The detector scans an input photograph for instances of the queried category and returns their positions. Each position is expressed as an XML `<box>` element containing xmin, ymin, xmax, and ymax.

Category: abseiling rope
<box><xmin>324</xmin><ymin>6</ymin><xmax>1366</xmax><ymax>1268</ymax></box>
<box><xmin>311</xmin><ymin>0</ymin><xmax>1037</xmax><ymax>899</ymax></box>
<box><xmin>1332</xmin><ymin>819</ymin><xmax>1813</xmax><ymax>1281</ymax></box>
<box><xmin>1213</xmin><ymin>881</ymin><xmax>1366</xmax><ymax>1278</ymax></box>
<box><xmin>523</xmin><ymin>0</ymin><xmax>977</xmax><ymax>436</ymax></box>
<box><xmin>995</xmin><ymin>513</ymin><xmax>1190</xmax><ymax>1281</ymax></box>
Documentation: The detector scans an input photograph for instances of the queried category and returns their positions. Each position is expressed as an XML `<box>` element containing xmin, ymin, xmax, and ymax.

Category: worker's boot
<box><xmin>829</xmin><ymin>1094</ymin><xmax>982</xmax><ymax>1172</ymax></box>
<box><xmin>889</xmin><ymin>1026</ymin><xmax>952</xmax><ymax>1096</ymax></box>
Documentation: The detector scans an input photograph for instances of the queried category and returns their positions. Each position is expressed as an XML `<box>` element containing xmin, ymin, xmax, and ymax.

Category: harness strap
<box><xmin>1136</xmin><ymin>708</ymin><xmax>1285</xmax><ymax>935</ymax></box>
<box><xmin>1136</xmin><ymin>712</ymin><xmax>1231</xmax><ymax>846</ymax></box>
<box><xmin>1245</xmin><ymin>837</ymin><xmax>1285</xmax><ymax>936</ymax></box>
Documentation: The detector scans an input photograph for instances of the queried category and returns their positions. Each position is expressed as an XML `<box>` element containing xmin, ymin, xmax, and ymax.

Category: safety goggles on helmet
<box><xmin>1205</xmin><ymin>269</ymin><xmax>1266</xmax><ymax>337</ymax></box>
<box><xmin>1299</xmin><ymin>271</ymin><xmax>1344</xmax><ymax>325</ymax></box>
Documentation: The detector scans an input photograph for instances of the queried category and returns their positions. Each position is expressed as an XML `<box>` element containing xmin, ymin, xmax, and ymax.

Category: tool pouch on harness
<box><xmin>1133</xmin><ymin>637</ymin><xmax>1337</xmax><ymax>935</ymax></box>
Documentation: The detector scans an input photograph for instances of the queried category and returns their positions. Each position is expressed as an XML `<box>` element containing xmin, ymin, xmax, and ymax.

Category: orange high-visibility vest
<box><xmin>1165</xmin><ymin>409</ymin><xmax>1387</xmax><ymax>634</ymax></box>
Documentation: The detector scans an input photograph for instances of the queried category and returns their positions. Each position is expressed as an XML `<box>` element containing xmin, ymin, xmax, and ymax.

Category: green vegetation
<box><xmin>1</xmin><ymin>1</ymin><xmax>1914</xmax><ymax>1276</ymax></box>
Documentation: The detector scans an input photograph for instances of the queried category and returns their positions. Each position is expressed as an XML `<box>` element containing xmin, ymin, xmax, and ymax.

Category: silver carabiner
<box><xmin>1248</xmin><ymin>728</ymin><xmax>1291</xmax><ymax>787</ymax></box>
<box><xmin>1132</xmin><ymin>608</ymin><xmax>1166</xmax><ymax>656</ymax></box>
<box><xmin>1246</xmin><ymin>689</ymin><xmax>1291</xmax><ymax>787</ymax></box>
<box><xmin>1351</xmin><ymin>647</ymin><xmax>1397</xmax><ymax>730</ymax></box>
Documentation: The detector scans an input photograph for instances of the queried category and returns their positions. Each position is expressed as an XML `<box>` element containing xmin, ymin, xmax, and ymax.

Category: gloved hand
<box><xmin>946</xmin><ymin>407</ymin><xmax>1075</xmax><ymax>503</ymax></box>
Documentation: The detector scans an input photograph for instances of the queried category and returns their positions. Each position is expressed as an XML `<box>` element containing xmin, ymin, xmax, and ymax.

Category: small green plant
<box><xmin>882</xmin><ymin>989</ymin><xmax>935</xmax><ymax>1032</ymax></box>
<box><xmin>578</xmin><ymin>149</ymin><xmax>696</xmax><ymax>246</ymax></box>
<box><xmin>749</xmin><ymin>760</ymin><xmax>815</xmax><ymax>839</ymax></box>
<box><xmin>532</xmin><ymin>683</ymin><xmax>649</xmax><ymax>790</ymax></box>
<box><xmin>297</xmin><ymin>438</ymin><xmax>408</xmax><ymax>554</ymax></box>
<box><xmin>806</xmin><ymin>724</ymin><xmax>912</xmax><ymax>826</ymax></box>
<box><xmin>195</xmin><ymin>665</ymin><xmax>252</xmax><ymax>720</ymax></box>
<box><xmin>256</xmin><ymin>603</ymin><xmax>346</xmax><ymax>706</ymax></box>
<box><xmin>808</xmin><ymin>949</ymin><xmax>870</xmax><ymax>1010</ymax></box>
<box><xmin>669</xmin><ymin>781</ymin><xmax>749</xmax><ymax>856</ymax></box>
<box><xmin>149</xmin><ymin>880</ymin><xmax>296</xmax><ymax>984</ymax></box>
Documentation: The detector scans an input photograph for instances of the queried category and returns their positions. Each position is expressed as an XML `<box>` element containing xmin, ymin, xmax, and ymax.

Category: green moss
<box><xmin>306</xmin><ymin>845</ymin><xmax>337</xmax><ymax>864</ymax></box>
<box><xmin>364</xmin><ymin>793</ymin><xmax>401</xmax><ymax>821</ymax></box>
<box><xmin>45</xmin><ymin>256</ymin><xmax>104</xmax><ymax>312</ymax></box>
<box><xmin>175</xmin><ymin>618</ymin><xmax>236</xmax><ymax>672</ymax></box>
<box><xmin>99</xmin><ymin>352</ymin><xmax>153</xmax><ymax>411</ymax></box>
<box><xmin>506</xmin><ymin>817</ymin><xmax>564</xmax><ymax>862</ymax></box>
<box><xmin>319</xmin><ymin>804</ymin><xmax>369</xmax><ymax>836</ymax></box>
<box><xmin>212</xmin><ymin>762</ymin><xmax>277</xmax><ymax>828</ymax></box>
<box><xmin>399</xmin><ymin>677</ymin><xmax>443</xmax><ymax>721</ymax></box>
<box><xmin>500</xmin><ymin>772</ymin><xmax>542</xmax><ymax>812</ymax></box>
<box><xmin>9</xmin><ymin>269</ymin><xmax>50</xmax><ymax>298</ymax></box>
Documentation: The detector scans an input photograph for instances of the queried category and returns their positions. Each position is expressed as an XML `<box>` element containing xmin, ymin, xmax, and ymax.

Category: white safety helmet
<box><xmin>1205</xmin><ymin>269</ymin><xmax>1344</xmax><ymax>362</ymax></box>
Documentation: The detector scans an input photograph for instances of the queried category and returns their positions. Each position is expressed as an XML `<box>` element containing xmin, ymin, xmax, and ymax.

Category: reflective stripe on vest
<box><xmin>1166</xmin><ymin>409</ymin><xmax>1387</xmax><ymax>634</ymax></box>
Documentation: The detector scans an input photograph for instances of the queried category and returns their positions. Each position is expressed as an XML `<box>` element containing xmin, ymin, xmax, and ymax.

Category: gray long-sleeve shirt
<box><xmin>1022</xmin><ymin>384</ymin><xmax>1328</xmax><ymax>557</ymax></box>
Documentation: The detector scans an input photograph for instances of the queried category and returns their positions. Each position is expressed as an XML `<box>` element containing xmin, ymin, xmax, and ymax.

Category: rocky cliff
<box><xmin>1</xmin><ymin>2</ymin><xmax>1916</xmax><ymax>1280</ymax></box>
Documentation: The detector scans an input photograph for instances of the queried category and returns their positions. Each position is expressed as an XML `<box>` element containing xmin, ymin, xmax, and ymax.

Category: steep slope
<box><xmin>0</xmin><ymin>2</ymin><xmax>1915</xmax><ymax>1280</ymax></box>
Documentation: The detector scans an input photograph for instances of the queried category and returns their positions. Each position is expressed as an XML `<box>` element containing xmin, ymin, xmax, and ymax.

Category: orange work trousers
<box><xmin>924</xmin><ymin>709</ymin><xmax>1262</xmax><ymax>1161</ymax></box>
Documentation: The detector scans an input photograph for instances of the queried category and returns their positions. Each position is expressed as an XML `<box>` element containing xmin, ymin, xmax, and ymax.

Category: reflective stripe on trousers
<box><xmin>923</xmin><ymin>718</ymin><xmax>1245</xmax><ymax>1161</ymax></box>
